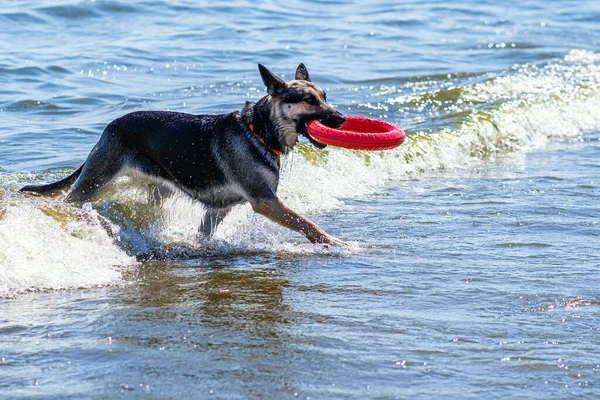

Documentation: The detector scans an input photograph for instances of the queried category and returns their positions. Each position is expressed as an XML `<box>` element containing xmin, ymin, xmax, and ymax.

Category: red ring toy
<box><xmin>307</xmin><ymin>116</ymin><xmax>405</xmax><ymax>150</ymax></box>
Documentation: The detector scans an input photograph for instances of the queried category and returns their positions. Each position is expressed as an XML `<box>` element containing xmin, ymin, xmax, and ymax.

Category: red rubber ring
<box><xmin>307</xmin><ymin>116</ymin><xmax>405</xmax><ymax>150</ymax></box>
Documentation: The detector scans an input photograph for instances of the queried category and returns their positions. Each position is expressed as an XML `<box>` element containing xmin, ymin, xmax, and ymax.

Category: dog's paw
<box><xmin>319</xmin><ymin>234</ymin><xmax>347</xmax><ymax>247</ymax></box>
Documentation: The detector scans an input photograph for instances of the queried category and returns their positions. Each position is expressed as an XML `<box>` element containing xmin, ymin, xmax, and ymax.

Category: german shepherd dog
<box><xmin>20</xmin><ymin>64</ymin><xmax>347</xmax><ymax>246</ymax></box>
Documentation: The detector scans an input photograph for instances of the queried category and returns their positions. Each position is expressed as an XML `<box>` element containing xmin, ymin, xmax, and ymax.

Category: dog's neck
<box><xmin>241</xmin><ymin>99</ymin><xmax>287</xmax><ymax>155</ymax></box>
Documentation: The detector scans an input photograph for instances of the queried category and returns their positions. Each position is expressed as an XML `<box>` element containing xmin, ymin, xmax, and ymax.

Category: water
<box><xmin>1</xmin><ymin>0</ymin><xmax>599</xmax><ymax>398</ymax></box>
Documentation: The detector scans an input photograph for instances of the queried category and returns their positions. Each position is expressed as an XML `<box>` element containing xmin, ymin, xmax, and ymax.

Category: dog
<box><xmin>20</xmin><ymin>64</ymin><xmax>347</xmax><ymax>246</ymax></box>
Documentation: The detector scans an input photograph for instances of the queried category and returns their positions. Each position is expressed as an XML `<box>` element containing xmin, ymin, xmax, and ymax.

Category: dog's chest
<box><xmin>193</xmin><ymin>183</ymin><xmax>247</xmax><ymax>208</ymax></box>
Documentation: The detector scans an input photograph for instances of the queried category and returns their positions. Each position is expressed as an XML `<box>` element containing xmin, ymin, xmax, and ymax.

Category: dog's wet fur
<box><xmin>20</xmin><ymin>64</ymin><xmax>347</xmax><ymax>245</ymax></box>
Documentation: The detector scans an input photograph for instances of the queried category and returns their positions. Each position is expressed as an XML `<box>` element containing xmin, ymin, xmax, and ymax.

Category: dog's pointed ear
<box><xmin>258</xmin><ymin>64</ymin><xmax>287</xmax><ymax>95</ymax></box>
<box><xmin>295</xmin><ymin>63</ymin><xmax>311</xmax><ymax>82</ymax></box>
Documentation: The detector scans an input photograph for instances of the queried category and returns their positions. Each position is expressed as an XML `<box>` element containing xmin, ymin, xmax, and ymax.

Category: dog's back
<box><xmin>97</xmin><ymin>110</ymin><xmax>282</xmax><ymax>207</ymax></box>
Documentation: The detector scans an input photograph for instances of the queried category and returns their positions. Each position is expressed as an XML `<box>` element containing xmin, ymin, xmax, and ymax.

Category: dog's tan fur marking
<box><xmin>253</xmin><ymin>198</ymin><xmax>347</xmax><ymax>245</ymax></box>
<box><xmin>270</xmin><ymin>80</ymin><xmax>330</xmax><ymax>151</ymax></box>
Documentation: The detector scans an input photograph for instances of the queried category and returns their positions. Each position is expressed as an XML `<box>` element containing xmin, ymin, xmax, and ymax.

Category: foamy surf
<box><xmin>0</xmin><ymin>183</ymin><xmax>359</xmax><ymax>297</ymax></box>
<box><xmin>0</xmin><ymin>197</ymin><xmax>135</xmax><ymax>298</ymax></box>
<box><xmin>1</xmin><ymin>50</ymin><xmax>599</xmax><ymax>296</ymax></box>
<box><xmin>91</xmin><ymin>179</ymin><xmax>360</xmax><ymax>257</ymax></box>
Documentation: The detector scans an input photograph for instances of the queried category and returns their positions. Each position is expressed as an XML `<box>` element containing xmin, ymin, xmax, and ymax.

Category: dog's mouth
<box><xmin>298</xmin><ymin>114</ymin><xmax>346</xmax><ymax>149</ymax></box>
<box><xmin>299</xmin><ymin>121</ymin><xmax>327</xmax><ymax>149</ymax></box>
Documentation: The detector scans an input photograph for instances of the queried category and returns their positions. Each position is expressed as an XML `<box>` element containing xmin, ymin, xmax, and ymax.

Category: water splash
<box><xmin>0</xmin><ymin>196</ymin><xmax>135</xmax><ymax>298</ymax></box>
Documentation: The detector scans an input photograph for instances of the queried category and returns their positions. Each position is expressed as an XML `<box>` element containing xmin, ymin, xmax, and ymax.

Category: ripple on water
<box><xmin>0</xmin><ymin>325</ymin><xmax>28</xmax><ymax>335</ymax></box>
<box><xmin>497</xmin><ymin>242</ymin><xmax>553</xmax><ymax>247</ymax></box>
<box><xmin>4</xmin><ymin>100</ymin><xmax>63</xmax><ymax>112</ymax></box>
<box><xmin>0</xmin><ymin>11</ymin><xmax>47</xmax><ymax>25</ymax></box>
<box><xmin>95</xmin><ymin>2</ymin><xmax>139</xmax><ymax>14</ymax></box>
<box><xmin>531</xmin><ymin>298</ymin><xmax>600</xmax><ymax>313</ymax></box>
<box><xmin>36</xmin><ymin>5</ymin><xmax>101</xmax><ymax>19</ymax></box>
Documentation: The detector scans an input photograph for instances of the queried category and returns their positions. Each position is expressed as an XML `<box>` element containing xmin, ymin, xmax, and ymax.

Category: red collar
<box><xmin>246</xmin><ymin>119</ymin><xmax>282</xmax><ymax>157</ymax></box>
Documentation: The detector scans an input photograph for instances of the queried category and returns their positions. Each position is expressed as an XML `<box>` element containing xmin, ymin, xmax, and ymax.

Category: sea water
<box><xmin>0</xmin><ymin>1</ymin><xmax>599</xmax><ymax>398</ymax></box>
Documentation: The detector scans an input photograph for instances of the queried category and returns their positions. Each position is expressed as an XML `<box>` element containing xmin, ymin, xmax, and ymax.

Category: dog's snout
<box><xmin>323</xmin><ymin>112</ymin><xmax>346</xmax><ymax>129</ymax></box>
<box><xmin>334</xmin><ymin>113</ymin><xmax>346</xmax><ymax>128</ymax></box>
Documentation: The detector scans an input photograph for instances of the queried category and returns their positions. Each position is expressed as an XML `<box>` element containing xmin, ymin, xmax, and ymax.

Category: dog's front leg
<box><xmin>253</xmin><ymin>199</ymin><xmax>346</xmax><ymax>246</ymax></box>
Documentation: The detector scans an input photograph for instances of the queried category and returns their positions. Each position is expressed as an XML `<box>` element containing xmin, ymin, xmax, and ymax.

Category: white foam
<box><xmin>0</xmin><ymin>197</ymin><xmax>135</xmax><ymax>298</ymax></box>
<box><xmin>564</xmin><ymin>49</ymin><xmax>600</xmax><ymax>64</ymax></box>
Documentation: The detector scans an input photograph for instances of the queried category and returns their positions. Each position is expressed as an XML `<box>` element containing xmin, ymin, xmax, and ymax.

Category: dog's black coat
<box><xmin>106</xmin><ymin>106</ymin><xmax>279</xmax><ymax>209</ymax></box>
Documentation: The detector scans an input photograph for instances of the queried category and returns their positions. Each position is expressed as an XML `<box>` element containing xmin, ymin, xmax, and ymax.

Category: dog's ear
<box><xmin>295</xmin><ymin>63</ymin><xmax>311</xmax><ymax>82</ymax></box>
<box><xmin>258</xmin><ymin>64</ymin><xmax>287</xmax><ymax>95</ymax></box>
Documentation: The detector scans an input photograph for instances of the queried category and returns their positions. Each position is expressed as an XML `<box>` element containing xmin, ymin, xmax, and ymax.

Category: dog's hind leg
<box><xmin>147</xmin><ymin>182</ymin><xmax>175</xmax><ymax>205</ymax></box>
<box><xmin>65</xmin><ymin>141</ymin><xmax>126</xmax><ymax>203</ymax></box>
<box><xmin>198</xmin><ymin>206</ymin><xmax>232</xmax><ymax>239</ymax></box>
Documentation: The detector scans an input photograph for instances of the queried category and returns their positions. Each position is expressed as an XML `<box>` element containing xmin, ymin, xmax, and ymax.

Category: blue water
<box><xmin>1</xmin><ymin>1</ymin><xmax>599</xmax><ymax>398</ymax></box>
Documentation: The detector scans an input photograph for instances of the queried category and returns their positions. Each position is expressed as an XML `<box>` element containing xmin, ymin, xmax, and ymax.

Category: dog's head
<box><xmin>258</xmin><ymin>63</ymin><xmax>346</xmax><ymax>150</ymax></box>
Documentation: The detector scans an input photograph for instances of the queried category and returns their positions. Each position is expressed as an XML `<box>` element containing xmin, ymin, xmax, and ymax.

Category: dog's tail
<box><xmin>19</xmin><ymin>164</ymin><xmax>84</xmax><ymax>196</ymax></box>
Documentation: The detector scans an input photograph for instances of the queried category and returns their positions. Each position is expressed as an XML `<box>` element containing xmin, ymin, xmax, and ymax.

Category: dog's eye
<box><xmin>305</xmin><ymin>96</ymin><xmax>318</xmax><ymax>105</ymax></box>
